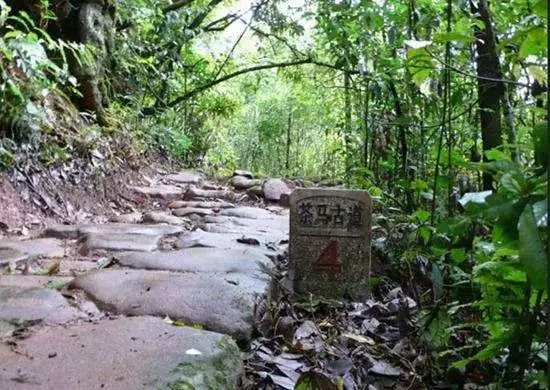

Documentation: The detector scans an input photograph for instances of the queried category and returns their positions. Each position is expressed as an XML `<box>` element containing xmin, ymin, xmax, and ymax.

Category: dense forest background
<box><xmin>0</xmin><ymin>0</ymin><xmax>548</xmax><ymax>387</ymax></box>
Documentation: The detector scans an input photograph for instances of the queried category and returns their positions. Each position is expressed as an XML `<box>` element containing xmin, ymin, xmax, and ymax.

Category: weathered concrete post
<box><xmin>289</xmin><ymin>188</ymin><xmax>372</xmax><ymax>299</ymax></box>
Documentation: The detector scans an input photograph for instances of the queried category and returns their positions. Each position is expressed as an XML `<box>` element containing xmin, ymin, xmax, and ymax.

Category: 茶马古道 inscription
<box><xmin>289</xmin><ymin>189</ymin><xmax>372</xmax><ymax>299</ymax></box>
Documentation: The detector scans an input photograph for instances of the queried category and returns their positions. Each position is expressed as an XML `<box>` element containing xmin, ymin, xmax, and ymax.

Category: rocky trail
<box><xmin>0</xmin><ymin>170</ymin><xmax>292</xmax><ymax>388</ymax></box>
<box><xmin>0</xmin><ymin>169</ymin><xmax>426</xmax><ymax>389</ymax></box>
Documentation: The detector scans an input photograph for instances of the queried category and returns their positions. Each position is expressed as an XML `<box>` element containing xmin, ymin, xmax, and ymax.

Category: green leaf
<box><xmin>500</xmin><ymin>172</ymin><xmax>522</xmax><ymax>194</ymax></box>
<box><xmin>405</xmin><ymin>39</ymin><xmax>432</xmax><ymax>49</ymax></box>
<box><xmin>295</xmin><ymin>372</ymin><xmax>339</xmax><ymax>390</ymax></box>
<box><xmin>519</xmin><ymin>27</ymin><xmax>547</xmax><ymax>59</ymax></box>
<box><xmin>433</xmin><ymin>31</ymin><xmax>473</xmax><ymax>43</ymax></box>
<box><xmin>437</xmin><ymin>216</ymin><xmax>470</xmax><ymax>237</ymax></box>
<box><xmin>528</xmin><ymin>65</ymin><xmax>547</xmax><ymax>85</ymax></box>
<box><xmin>533</xmin><ymin>0</ymin><xmax>548</xmax><ymax>18</ymax></box>
<box><xmin>518</xmin><ymin>204</ymin><xmax>547</xmax><ymax>290</ymax></box>
<box><xmin>450</xmin><ymin>248</ymin><xmax>467</xmax><ymax>264</ymax></box>
<box><xmin>413</xmin><ymin>209</ymin><xmax>430</xmax><ymax>223</ymax></box>
<box><xmin>6</xmin><ymin>79</ymin><xmax>24</xmax><ymax>102</ymax></box>
<box><xmin>418</xmin><ymin>226</ymin><xmax>431</xmax><ymax>244</ymax></box>
<box><xmin>485</xmin><ymin>148</ymin><xmax>510</xmax><ymax>162</ymax></box>
<box><xmin>533</xmin><ymin>122</ymin><xmax>548</xmax><ymax>167</ymax></box>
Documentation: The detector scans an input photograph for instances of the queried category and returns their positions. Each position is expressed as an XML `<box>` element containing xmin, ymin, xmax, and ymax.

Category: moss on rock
<box><xmin>168</xmin><ymin>336</ymin><xmax>242</xmax><ymax>390</ymax></box>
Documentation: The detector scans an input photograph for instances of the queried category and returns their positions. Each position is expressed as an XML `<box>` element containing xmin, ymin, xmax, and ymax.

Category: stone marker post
<box><xmin>289</xmin><ymin>188</ymin><xmax>372</xmax><ymax>299</ymax></box>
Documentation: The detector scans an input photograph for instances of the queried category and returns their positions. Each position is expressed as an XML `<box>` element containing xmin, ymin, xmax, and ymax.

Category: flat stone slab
<box><xmin>165</xmin><ymin>171</ymin><xmax>203</xmax><ymax>184</ymax></box>
<box><xmin>173</xmin><ymin>207</ymin><xmax>213</xmax><ymax>217</ymax></box>
<box><xmin>82</xmin><ymin>233</ymin><xmax>161</xmax><ymax>253</ymax></box>
<box><xmin>71</xmin><ymin>269</ymin><xmax>267</xmax><ymax>341</ymax></box>
<box><xmin>0</xmin><ymin>275</ymin><xmax>73</xmax><ymax>289</ymax></box>
<box><xmin>117</xmin><ymin>247</ymin><xmax>270</xmax><ymax>274</ymax></box>
<box><xmin>218</xmin><ymin>206</ymin><xmax>279</xmax><ymax>220</ymax></box>
<box><xmin>178</xmin><ymin>229</ymin><xmax>275</xmax><ymax>251</ymax></box>
<box><xmin>59</xmin><ymin>260</ymin><xmax>98</xmax><ymax>275</ymax></box>
<box><xmin>43</xmin><ymin>223</ymin><xmax>184</xmax><ymax>240</ymax></box>
<box><xmin>0</xmin><ymin>238</ymin><xmax>65</xmax><ymax>265</ymax></box>
<box><xmin>0</xmin><ymin>316</ymin><xmax>242</xmax><ymax>389</ymax></box>
<box><xmin>0</xmin><ymin>286</ymin><xmax>84</xmax><ymax>325</ymax></box>
<box><xmin>169</xmin><ymin>200</ymin><xmax>235</xmax><ymax>209</ymax></box>
<box><xmin>203</xmin><ymin>215</ymin><xmax>288</xmax><ymax>242</ymax></box>
<box><xmin>142</xmin><ymin>211</ymin><xmax>189</xmax><ymax>226</ymax></box>
<box><xmin>130</xmin><ymin>184</ymin><xmax>183</xmax><ymax>200</ymax></box>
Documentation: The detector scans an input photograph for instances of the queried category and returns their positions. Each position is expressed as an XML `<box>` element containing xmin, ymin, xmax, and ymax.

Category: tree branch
<box><xmin>167</xmin><ymin>59</ymin><xmax>314</xmax><ymax>107</ymax></box>
<box><xmin>141</xmin><ymin>58</ymin><xmax>369</xmax><ymax>115</ymax></box>
<box><xmin>188</xmin><ymin>0</ymin><xmax>224</xmax><ymax>30</ymax></box>
<box><xmin>163</xmin><ymin>0</ymin><xmax>195</xmax><ymax>13</ymax></box>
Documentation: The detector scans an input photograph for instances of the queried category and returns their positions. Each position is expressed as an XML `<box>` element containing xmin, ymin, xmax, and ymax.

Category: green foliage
<box><xmin>0</xmin><ymin>1</ymin><xmax>90</xmax><ymax>139</ymax></box>
<box><xmin>424</xmin><ymin>146</ymin><xmax>547</xmax><ymax>386</ymax></box>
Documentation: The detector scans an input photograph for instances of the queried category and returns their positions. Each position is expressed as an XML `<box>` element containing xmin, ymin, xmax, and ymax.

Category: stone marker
<box><xmin>289</xmin><ymin>188</ymin><xmax>372</xmax><ymax>299</ymax></box>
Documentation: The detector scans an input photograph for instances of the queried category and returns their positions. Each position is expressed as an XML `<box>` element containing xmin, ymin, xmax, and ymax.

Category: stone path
<box><xmin>0</xmin><ymin>170</ymin><xmax>289</xmax><ymax>388</ymax></box>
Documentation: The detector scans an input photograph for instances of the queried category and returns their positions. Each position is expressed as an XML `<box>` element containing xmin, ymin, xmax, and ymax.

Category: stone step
<box><xmin>0</xmin><ymin>316</ymin><xmax>242</xmax><ymax>389</ymax></box>
<box><xmin>43</xmin><ymin>223</ymin><xmax>184</xmax><ymax>240</ymax></box>
<box><xmin>0</xmin><ymin>238</ymin><xmax>66</xmax><ymax>265</ymax></box>
<box><xmin>116</xmin><ymin>247</ymin><xmax>271</xmax><ymax>274</ymax></box>
<box><xmin>71</xmin><ymin>269</ymin><xmax>267</xmax><ymax>342</ymax></box>
<box><xmin>177</xmin><ymin>229</ymin><xmax>278</xmax><ymax>254</ymax></box>
<box><xmin>0</xmin><ymin>285</ymin><xmax>87</xmax><ymax>325</ymax></box>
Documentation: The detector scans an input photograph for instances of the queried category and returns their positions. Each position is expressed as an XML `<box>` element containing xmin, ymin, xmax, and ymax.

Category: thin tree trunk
<box><xmin>502</xmin><ymin>83</ymin><xmax>518</xmax><ymax>161</ymax></box>
<box><xmin>344</xmin><ymin>70</ymin><xmax>353</xmax><ymax>183</ymax></box>
<box><xmin>388</xmin><ymin>81</ymin><xmax>408</xmax><ymax>177</ymax></box>
<box><xmin>471</xmin><ymin>0</ymin><xmax>504</xmax><ymax>190</ymax></box>
<box><xmin>285</xmin><ymin>108</ymin><xmax>292</xmax><ymax>172</ymax></box>
<box><xmin>363</xmin><ymin>80</ymin><xmax>370</xmax><ymax>167</ymax></box>
<box><xmin>445</xmin><ymin>0</ymin><xmax>454</xmax><ymax>216</ymax></box>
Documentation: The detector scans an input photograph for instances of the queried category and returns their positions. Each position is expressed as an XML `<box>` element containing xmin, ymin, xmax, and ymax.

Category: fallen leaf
<box><xmin>342</xmin><ymin>332</ymin><xmax>375</xmax><ymax>345</ymax></box>
<box><xmin>295</xmin><ymin>371</ymin><xmax>339</xmax><ymax>390</ymax></box>
<box><xmin>293</xmin><ymin>321</ymin><xmax>324</xmax><ymax>352</ymax></box>
<box><xmin>237</xmin><ymin>237</ymin><xmax>260</xmax><ymax>245</ymax></box>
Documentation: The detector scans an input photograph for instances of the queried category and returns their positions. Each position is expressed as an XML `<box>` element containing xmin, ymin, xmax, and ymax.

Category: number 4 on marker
<box><xmin>313</xmin><ymin>240</ymin><xmax>341</xmax><ymax>278</ymax></box>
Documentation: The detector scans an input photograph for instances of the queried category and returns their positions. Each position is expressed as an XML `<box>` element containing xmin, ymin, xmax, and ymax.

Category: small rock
<box><xmin>292</xmin><ymin>320</ymin><xmax>324</xmax><ymax>352</ymax></box>
<box><xmin>387</xmin><ymin>297</ymin><xmax>417</xmax><ymax>314</ymax></box>
<box><xmin>274</xmin><ymin>316</ymin><xmax>295</xmax><ymax>342</ymax></box>
<box><xmin>172</xmin><ymin>208</ymin><xmax>213</xmax><ymax>217</ymax></box>
<box><xmin>165</xmin><ymin>171</ymin><xmax>203</xmax><ymax>185</ymax></box>
<box><xmin>262</xmin><ymin>179</ymin><xmax>292</xmax><ymax>202</ymax></box>
<box><xmin>110</xmin><ymin>212</ymin><xmax>143</xmax><ymax>224</ymax></box>
<box><xmin>184</xmin><ymin>186</ymin><xmax>234</xmax><ymax>201</ymax></box>
<box><xmin>130</xmin><ymin>184</ymin><xmax>183</xmax><ymax>200</ymax></box>
<box><xmin>233</xmin><ymin>170</ymin><xmax>254</xmax><ymax>179</ymax></box>
<box><xmin>361</xmin><ymin>317</ymin><xmax>382</xmax><ymax>334</ymax></box>
<box><xmin>247</xmin><ymin>185</ymin><xmax>263</xmax><ymax>199</ymax></box>
<box><xmin>229</xmin><ymin>176</ymin><xmax>263</xmax><ymax>190</ymax></box>
<box><xmin>384</xmin><ymin>287</ymin><xmax>404</xmax><ymax>302</ymax></box>
<box><xmin>142</xmin><ymin>211</ymin><xmax>188</xmax><ymax>225</ymax></box>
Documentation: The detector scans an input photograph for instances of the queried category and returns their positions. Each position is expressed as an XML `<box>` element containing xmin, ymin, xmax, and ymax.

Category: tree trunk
<box><xmin>285</xmin><ymin>108</ymin><xmax>292</xmax><ymax>172</ymax></box>
<box><xmin>363</xmin><ymin>81</ymin><xmax>370</xmax><ymax>167</ymax></box>
<box><xmin>344</xmin><ymin>70</ymin><xmax>353</xmax><ymax>182</ymax></box>
<box><xmin>471</xmin><ymin>0</ymin><xmax>504</xmax><ymax>190</ymax></box>
<box><xmin>388</xmin><ymin>81</ymin><xmax>408</xmax><ymax>176</ymax></box>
